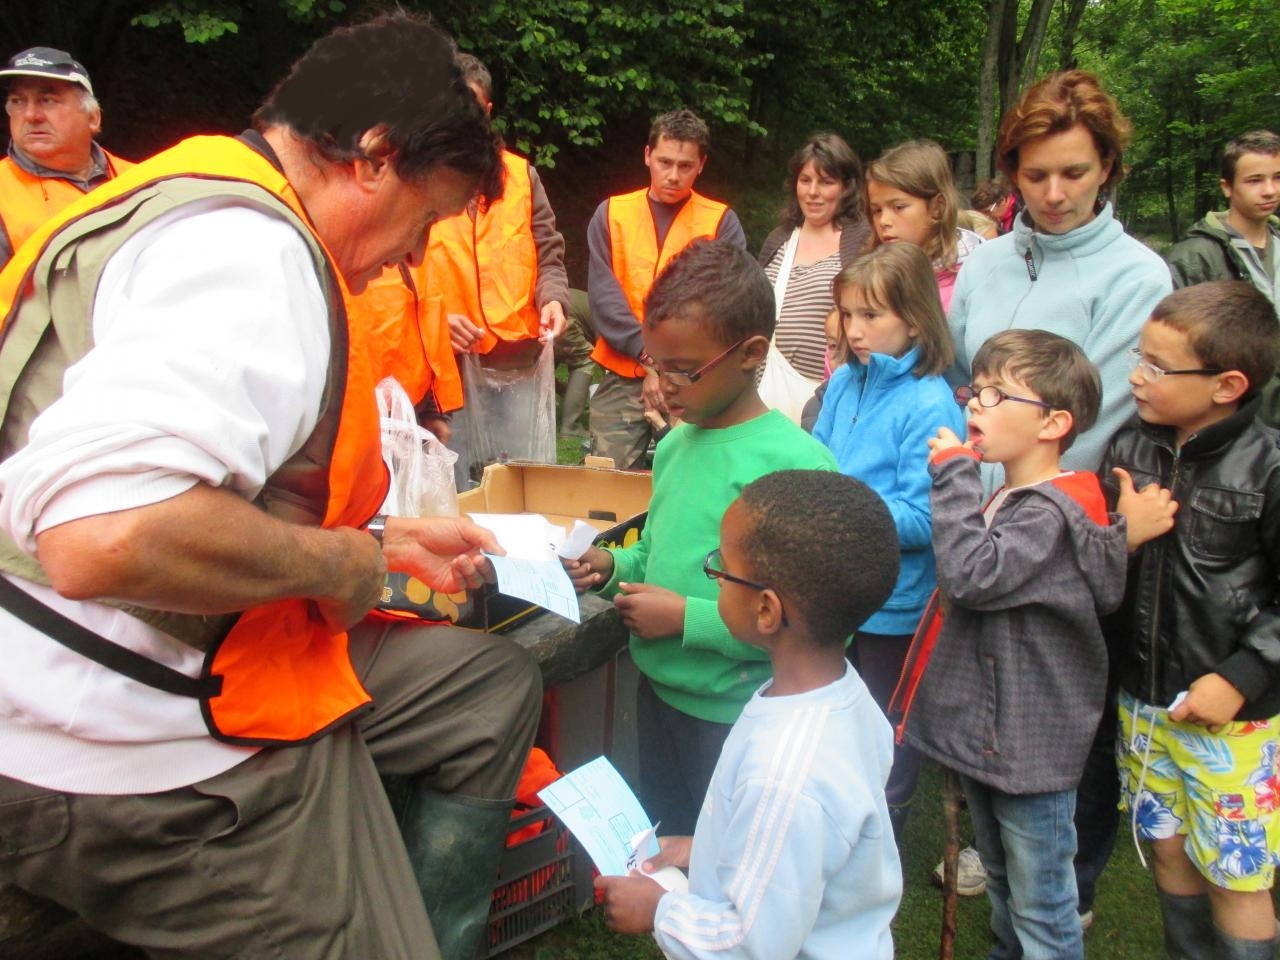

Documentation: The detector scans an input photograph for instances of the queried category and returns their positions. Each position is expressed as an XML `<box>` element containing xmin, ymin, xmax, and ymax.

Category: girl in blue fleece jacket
<box><xmin>813</xmin><ymin>243</ymin><xmax>964</xmax><ymax>838</ymax></box>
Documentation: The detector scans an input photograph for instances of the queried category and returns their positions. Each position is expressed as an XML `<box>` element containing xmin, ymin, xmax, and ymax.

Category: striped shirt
<box><xmin>764</xmin><ymin>247</ymin><xmax>842</xmax><ymax>380</ymax></box>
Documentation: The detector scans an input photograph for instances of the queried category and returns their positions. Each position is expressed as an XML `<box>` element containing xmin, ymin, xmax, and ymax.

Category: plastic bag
<box><xmin>456</xmin><ymin>338</ymin><xmax>556</xmax><ymax>484</ymax></box>
<box><xmin>376</xmin><ymin>376</ymin><xmax>460</xmax><ymax>518</ymax></box>
<box><xmin>759</xmin><ymin>339</ymin><xmax>821</xmax><ymax>425</ymax></box>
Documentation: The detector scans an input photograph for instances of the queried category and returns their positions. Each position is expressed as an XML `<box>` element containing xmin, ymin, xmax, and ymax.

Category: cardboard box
<box><xmin>376</xmin><ymin>461</ymin><xmax>651</xmax><ymax>631</ymax></box>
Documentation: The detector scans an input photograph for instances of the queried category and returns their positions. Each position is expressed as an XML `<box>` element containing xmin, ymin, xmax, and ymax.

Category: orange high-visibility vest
<box><xmin>425</xmin><ymin>150</ymin><xmax>539</xmax><ymax>354</ymax></box>
<box><xmin>352</xmin><ymin>264</ymin><xmax>464</xmax><ymax>413</ymax></box>
<box><xmin>589</xmin><ymin>188</ymin><xmax>728</xmax><ymax>378</ymax></box>
<box><xmin>0</xmin><ymin>150</ymin><xmax>133</xmax><ymax>261</ymax></box>
<box><xmin>0</xmin><ymin>135</ymin><xmax>390</xmax><ymax>746</ymax></box>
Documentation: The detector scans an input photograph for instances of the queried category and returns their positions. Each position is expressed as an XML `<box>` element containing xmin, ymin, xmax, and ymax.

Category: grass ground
<box><xmin>501</xmin><ymin>760</ymin><xmax>1170</xmax><ymax>959</ymax></box>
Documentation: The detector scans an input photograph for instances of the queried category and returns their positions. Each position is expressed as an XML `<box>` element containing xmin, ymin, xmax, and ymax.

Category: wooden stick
<box><xmin>938</xmin><ymin>767</ymin><xmax>962</xmax><ymax>960</ymax></box>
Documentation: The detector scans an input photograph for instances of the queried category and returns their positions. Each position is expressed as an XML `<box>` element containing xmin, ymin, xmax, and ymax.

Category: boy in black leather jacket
<box><xmin>1103</xmin><ymin>280</ymin><xmax>1280</xmax><ymax>960</ymax></box>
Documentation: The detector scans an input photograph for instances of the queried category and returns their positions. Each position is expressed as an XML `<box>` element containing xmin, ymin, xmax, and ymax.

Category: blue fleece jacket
<box><xmin>813</xmin><ymin>347</ymin><xmax>964</xmax><ymax>634</ymax></box>
<box><xmin>948</xmin><ymin>204</ymin><xmax>1171</xmax><ymax>487</ymax></box>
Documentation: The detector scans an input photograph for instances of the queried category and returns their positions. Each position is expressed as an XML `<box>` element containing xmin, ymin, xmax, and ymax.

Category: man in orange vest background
<box><xmin>0</xmin><ymin>46</ymin><xmax>133</xmax><ymax>269</ymax></box>
<box><xmin>428</xmin><ymin>53</ymin><xmax>571</xmax><ymax>485</ymax></box>
<box><xmin>587</xmin><ymin>109</ymin><xmax>746</xmax><ymax>468</ymax></box>
<box><xmin>0</xmin><ymin>15</ymin><xmax>539</xmax><ymax>960</ymax></box>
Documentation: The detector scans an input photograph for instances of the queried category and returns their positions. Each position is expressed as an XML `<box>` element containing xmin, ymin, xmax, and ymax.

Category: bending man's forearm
<box><xmin>35</xmin><ymin>481</ymin><xmax>381</xmax><ymax>616</ymax></box>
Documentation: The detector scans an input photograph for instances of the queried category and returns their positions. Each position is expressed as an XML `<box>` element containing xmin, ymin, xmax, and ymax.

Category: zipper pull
<box><xmin>1024</xmin><ymin>247</ymin><xmax>1038</xmax><ymax>281</ymax></box>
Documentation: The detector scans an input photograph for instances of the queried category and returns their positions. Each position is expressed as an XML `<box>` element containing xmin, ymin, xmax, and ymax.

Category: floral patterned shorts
<box><xmin>1118</xmin><ymin>690</ymin><xmax>1280</xmax><ymax>891</ymax></box>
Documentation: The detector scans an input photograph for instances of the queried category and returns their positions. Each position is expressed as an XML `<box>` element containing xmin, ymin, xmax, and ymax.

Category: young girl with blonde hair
<box><xmin>865</xmin><ymin>139</ymin><xmax>982</xmax><ymax>312</ymax></box>
<box><xmin>813</xmin><ymin>242</ymin><xmax>964</xmax><ymax>839</ymax></box>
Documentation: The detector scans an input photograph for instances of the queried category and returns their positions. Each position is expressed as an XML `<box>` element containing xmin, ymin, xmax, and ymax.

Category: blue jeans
<box><xmin>960</xmin><ymin>775</ymin><xmax>1083</xmax><ymax>960</ymax></box>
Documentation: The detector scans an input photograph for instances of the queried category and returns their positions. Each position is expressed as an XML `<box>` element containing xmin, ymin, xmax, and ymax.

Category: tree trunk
<box><xmin>1058</xmin><ymin>0</ymin><xmax>1089</xmax><ymax>70</ymax></box>
<box><xmin>975</xmin><ymin>0</ymin><xmax>1009</xmax><ymax>182</ymax></box>
<box><xmin>1013</xmin><ymin>0</ymin><xmax>1055</xmax><ymax>101</ymax></box>
<box><xmin>1164</xmin><ymin>122</ymin><xmax>1179</xmax><ymax>240</ymax></box>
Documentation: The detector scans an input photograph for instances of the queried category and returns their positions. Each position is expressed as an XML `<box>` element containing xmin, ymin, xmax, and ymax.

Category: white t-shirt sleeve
<box><xmin>0</xmin><ymin>198</ymin><xmax>331</xmax><ymax>550</ymax></box>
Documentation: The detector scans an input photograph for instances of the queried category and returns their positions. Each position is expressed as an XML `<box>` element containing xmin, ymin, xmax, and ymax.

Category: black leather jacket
<box><xmin>1100</xmin><ymin>399</ymin><xmax>1280</xmax><ymax>719</ymax></box>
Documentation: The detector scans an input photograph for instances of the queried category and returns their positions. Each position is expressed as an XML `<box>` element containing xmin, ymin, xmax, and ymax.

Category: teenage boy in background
<box><xmin>1166</xmin><ymin>130</ymin><xmax>1280</xmax><ymax>426</ymax></box>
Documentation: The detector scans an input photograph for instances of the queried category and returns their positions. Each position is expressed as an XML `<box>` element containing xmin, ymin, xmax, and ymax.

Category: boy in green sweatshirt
<box><xmin>564</xmin><ymin>238</ymin><xmax>836</xmax><ymax>834</ymax></box>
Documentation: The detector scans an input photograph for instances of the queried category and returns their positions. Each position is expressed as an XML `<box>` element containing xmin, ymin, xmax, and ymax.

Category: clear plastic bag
<box><xmin>376</xmin><ymin>376</ymin><xmax>460</xmax><ymax>518</ymax></box>
<box><xmin>457</xmin><ymin>338</ymin><xmax>556</xmax><ymax>482</ymax></box>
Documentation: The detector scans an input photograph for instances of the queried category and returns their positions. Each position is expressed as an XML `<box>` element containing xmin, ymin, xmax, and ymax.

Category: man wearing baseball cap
<box><xmin>0</xmin><ymin>45</ymin><xmax>133</xmax><ymax>268</ymax></box>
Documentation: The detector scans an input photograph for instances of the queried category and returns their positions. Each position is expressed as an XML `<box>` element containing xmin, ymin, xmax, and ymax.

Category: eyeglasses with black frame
<box><xmin>953</xmin><ymin>384</ymin><xmax>1052</xmax><ymax>411</ymax></box>
<box><xmin>1126</xmin><ymin>347</ymin><xmax>1223</xmax><ymax>384</ymax></box>
<box><xmin>703</xmin><ymin>547</ymin><xmax>788</xmax><ymax>627</ymax></box>
<box><xmin>641</xmin><ymin>337</ymin><xmax>749</xmax><ymax>387</ymax></box>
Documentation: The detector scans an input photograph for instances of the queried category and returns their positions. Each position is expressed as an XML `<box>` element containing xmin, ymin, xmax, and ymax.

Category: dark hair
<box><xmin>830</xmin><ymin>244</ymin><xmax>954</xmax><ymax>376</ymax></box>
<box><xmin>1221</xmin><ymin>130</ymin><xmax>1280</xmax><ymax>184</ymax></box>
<box><xmin>644</xmin><ymin>238</ymin><xmax>774</xmax><ymax>344</ymax></box>
<box><xmin>970</xmin><ymin>177</ymin><xmax>1011</xmax><ymax>211</ymax></box>
<box><xmin>971</xmin><ymin>329</ymin><xmax>1102</xmax><ymax>451</ymax></box>
<box><xmin>738</xmin><ymin>471</ymin><xmax>898</xmax><ymax>646</ymax></box>
<box><xmin>778</xmin><ymin>132</ymin><xmax>864</xmax><ymax>229</ymax></box>
<box><xmin>254</xmin><ymin>11</ymin><xmax>502</xmax><ymax>202</ymax></box>
<box><xmin>865</xmin><ymin>139</ymin><xmax>963</xmax><ymax>267</ymax></box>
<box><xmin>997</xmin><ymin>70</ymin><xmax>1130</xmax><ymax>197</ymax></box>
<box><xmin>648</xmin><ymin>109</ymin><xmax>710</xmax><ymax>156</ymax></box>
<box><xmin>1152</xmin><ymin>282</ymin><xmax>1279</xmax><ymax>396</ymax></box>
<box><xmin>455</xmin><ymin>52</ymin><xmax>492</xmax><ymax>102</ymax></box>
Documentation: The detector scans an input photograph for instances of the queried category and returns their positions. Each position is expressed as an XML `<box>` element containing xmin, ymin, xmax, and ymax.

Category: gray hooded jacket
<box><xmin>905</xmin><ymin>451</ymin><xmax>1128</xmax><ymax>794</ymax></box>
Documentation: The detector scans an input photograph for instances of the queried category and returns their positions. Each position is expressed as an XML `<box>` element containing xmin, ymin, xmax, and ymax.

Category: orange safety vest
<box><xmin>351</xmin><ymin>263</ymin><xmax>464</xmax><ymax>413</ymax></box>
<box><xmin>425</xmin><ymin>149</ymin><xmax>540</xmax><ymax>354</ymax></box>
<box><xmin>589</xmin><ymin>188</ymin><xmax>728</xmax><ymax>378</ymax></box>
<box><xmin>0</xmin><ymin>135</ymin><xmax>390</xmax><ymax>746</ymax></box>
<box><xmin>0</xmin><ymin>149</ymin><xmax>133</xmax><ymax>260</ymax></box>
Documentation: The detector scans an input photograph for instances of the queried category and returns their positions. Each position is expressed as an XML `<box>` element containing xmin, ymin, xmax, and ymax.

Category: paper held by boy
<box><xmin>471</xmin><ymin>512</ymin><xmax>601</xmax><ymax>624</ymax></box>
<box><xmin>538</xmin><ymin>755</ymin><xmax>689</xmax><ymax>893</ymax></box>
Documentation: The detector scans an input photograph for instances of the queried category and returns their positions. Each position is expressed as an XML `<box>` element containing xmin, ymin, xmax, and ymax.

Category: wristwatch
<box><xmin>367</xmin><ymin>515</ymin><xmax>388</xmax><ymax>545</ymax></box>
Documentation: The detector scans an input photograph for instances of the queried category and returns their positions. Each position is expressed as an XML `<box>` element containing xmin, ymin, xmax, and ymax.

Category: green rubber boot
<box><xmin>559</xmin><ymin>367</ymin><xmax>593</xmax><ymax>437</ymax></box>
<box><xmin>399</xmin><ymin>787</ymin><xmax>515</xmax><ymax>960</ymax></box>
<box><xmin>1157</xmin><ymin>890</ymin><xmax>1215</xmax><ymax>960</ymax></box>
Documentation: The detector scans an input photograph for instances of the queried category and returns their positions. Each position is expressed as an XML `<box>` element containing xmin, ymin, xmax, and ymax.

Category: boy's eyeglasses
<box><xmin>954</xmin><ymin>384</ymin><xmax>1052</xmax><ymax>411</ymax></box>
<box><xmin>703</xmin><ymin>547</ymin><xmax>788</xmax><ymax>627</ymax></box>
<box><xmin>641</xmin><ymin>337</ymin><xmax>748</xmax><ymax>387</ymax></box>
<box><xmin>1127</xmin><ymin>347</ymin><xmax>1222</xmax><ymax>384</ymax></box>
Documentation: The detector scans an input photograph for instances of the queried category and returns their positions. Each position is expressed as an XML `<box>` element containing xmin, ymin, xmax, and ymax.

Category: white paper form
<box><xmin>470</xmin><ymin>512</ymin><xmax>585</xmax><ymax>622</ymax></box>
<box><xmin>484</xmin><ymin>553</ymin><xmax>581</xmax><ymax>623</ymax></box>
<box><xmin>538</xmin><ymin>756</ymin><xmax>661</xmax><ymax>877</ymax></box>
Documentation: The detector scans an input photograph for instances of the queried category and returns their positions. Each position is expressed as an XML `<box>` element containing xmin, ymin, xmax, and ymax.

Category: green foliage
<box><xmin>425</xmin><ymin>0</ymin><xmax>769</xmax><ymax>168</ymax></box>
<box><xmin>132</xmin><ymin>0</ymin><xmax>344</xmax><ymax>43</ymax></box>
<box><xmin>1074</xmin><ymin>0</ymin><xmax>1280</xmax><ymax>237</ymax></box>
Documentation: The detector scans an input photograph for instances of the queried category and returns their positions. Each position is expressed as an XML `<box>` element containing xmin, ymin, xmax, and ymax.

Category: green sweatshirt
<box><xmin>601</xmin><ymin>409</ymin><xmax>836</xmax><ymax>723</ymax></box>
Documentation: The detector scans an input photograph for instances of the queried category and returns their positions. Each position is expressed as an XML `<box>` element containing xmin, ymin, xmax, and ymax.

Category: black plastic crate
<box><xmin>483</xmin><ymin>804</ymin><xmax>580</xmax><ymax>957</ymax></box>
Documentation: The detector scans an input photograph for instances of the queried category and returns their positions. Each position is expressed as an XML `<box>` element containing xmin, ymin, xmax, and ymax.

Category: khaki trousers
<box><xmin>0</xmin><ymin>622</ymin><xmax>542</xmax><ymax>959</ymax></box>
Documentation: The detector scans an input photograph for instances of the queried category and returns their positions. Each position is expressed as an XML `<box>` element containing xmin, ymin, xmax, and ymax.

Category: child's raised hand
<box><xmin>1112</xmin><ymin>467</ymin><xmax>1177</xmax><ymax>552</ymax></box>
<box><xmin>928</xmin><ymin>426</ymin><xmax>971</xmax><ymax>455</ymax></box>
<box><xmin>614</xmin><ymin>582</ymin><xmax>686</xmax><ymax>640</ymax></box>
<box><xmin>561</xmin><ymin>546</ymin><xmax>614</xmax><ymax>593</ymax></box>
<box><xmin>593</xmin><ymin>873</ymin><xmax>666</xmax><ymax>934</ymax></box>
<box><xmin>643</xmin><ymin>835</ymin><xmax>692</xmax><ymax>872</ymax></box>
<box><xmin>1169</xmin><ymin>672</ymin><xmax>1245</xmax><ymax>732</ymax></box>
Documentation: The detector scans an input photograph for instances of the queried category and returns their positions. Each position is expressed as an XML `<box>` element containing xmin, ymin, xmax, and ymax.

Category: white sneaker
<box><xmin>932</xmin><ymin>845</ymin><xmax>987</xmax><ymax>896</ymax></box>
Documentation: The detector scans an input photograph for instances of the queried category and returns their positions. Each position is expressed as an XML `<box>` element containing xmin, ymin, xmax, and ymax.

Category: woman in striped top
<box><xmin>757</xmin><ymin>134</ymin><xmax>870</xmax><ymax>420</ymax></box>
